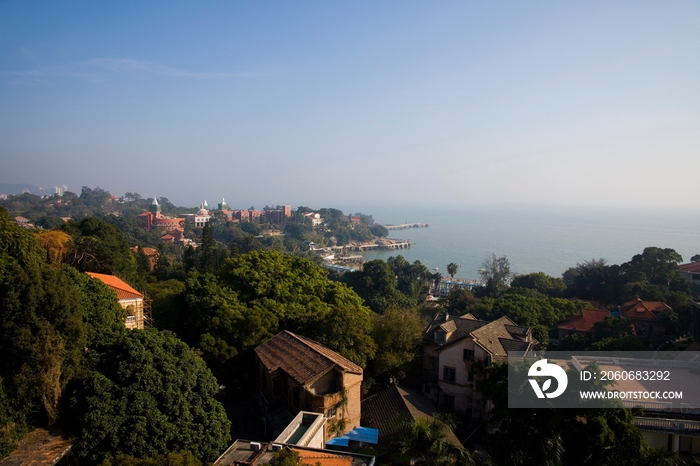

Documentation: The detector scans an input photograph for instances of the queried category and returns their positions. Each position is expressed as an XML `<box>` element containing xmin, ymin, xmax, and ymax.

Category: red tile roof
<box><xmin>255</xmin><ymin>331</ymin><xmax>362</xmax><ymax>386</ymax></box>
<box><xmin>680</xmin><ymin>262</ymin><xmax>700</xmax><ymax>273</ymax></box>
<box><xmin>86</xmin><ymin>272</ymin><xmax>143</xmax><ymax>300</ymax></box>
<box><xmin>558</xmin><ymin>309</ymin><xmax>610</xmax><ymax>332</ymax></box>
<box><xmin>620</xmin><ymin>298</ymin><xmax>671</xmax><ymax>320</ymax></box>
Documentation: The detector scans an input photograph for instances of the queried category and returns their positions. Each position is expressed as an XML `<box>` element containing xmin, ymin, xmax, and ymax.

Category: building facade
<box><xmin>255</xmin><ymin>331</ymin><xmax>363</xmax><ymax>443</ymax></box>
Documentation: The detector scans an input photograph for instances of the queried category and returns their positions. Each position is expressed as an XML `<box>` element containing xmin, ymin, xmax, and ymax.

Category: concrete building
<box><xmin>679</xmin><ymin>262</ymin><xmax>700</xmax><ymax>289</ymax></box>
<box><xmin>423</xmin><ymin>313</ymin><xmax>537</xmax><ymax>418</ymax></box>
<box><xmin>254</xmin><ymin>331</ymin><xmax>363</xmax><ymax>443</ymax></box>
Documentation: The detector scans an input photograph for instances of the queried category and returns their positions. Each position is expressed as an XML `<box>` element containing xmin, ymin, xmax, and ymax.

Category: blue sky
<box><xmin>1</xmin><ymin>1</ymin><xmax>698</xmax><ymax>209</ymax></box>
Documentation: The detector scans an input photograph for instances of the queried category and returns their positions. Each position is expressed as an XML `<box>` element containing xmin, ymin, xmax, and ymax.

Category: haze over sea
<box><xmin>336</xmin><ymin>204</ymin><xmax>700</xmax><ymax>281</ymax></box>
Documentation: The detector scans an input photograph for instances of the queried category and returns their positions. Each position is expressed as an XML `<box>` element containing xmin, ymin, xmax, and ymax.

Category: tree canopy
<box><xmin>70</xmin><ymin>329</ymin><xmax>231</xmax><ymax>463</ymax></box>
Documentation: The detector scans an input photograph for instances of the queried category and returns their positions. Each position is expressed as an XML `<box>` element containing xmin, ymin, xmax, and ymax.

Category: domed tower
<box><xmin>218</xmin><ymin>198</ymin><xmax>229</xmax><ymax>211</ymax></box>
<box><xmin>149</xmin><ymin>198</ymin><xmax>162</xmax><ymax>214</ymax></box>
<box><xmin>202</xmin><ymin>200</ymin><xmax>210</xmax><ymax>211</ymax></box>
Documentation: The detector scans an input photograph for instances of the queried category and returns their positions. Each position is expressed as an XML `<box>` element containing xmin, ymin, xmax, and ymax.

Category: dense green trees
<box><xmin>341</xmin><ymin>259</ymin><xmax>414</xmax><ymax>313</ymax></box>
<box><xmin>1</xmin><ymin>207</ymin><xmax>230</xmax><ymax>464</ymax></box>
<box><xmin>70</xmin><ymin>330</ymin><xmax>231</xmax><ymax>463</ymax></box>
<box><xmin>480</xmin><ymin>363</ymin><xmax>653</xmax><ymax>466</ymax></box>
<box><xmin>368</xmin><ymin>308</ymin><xmax>423</xmax><ymax>385</ymax></box>
<box><xmin>61</xmin><ymin>217</ymin><xmax>140</xmax><ymax>284</ymax></box>
<box><xmin>511</xmin><ymin>272</ymin><xmax>566</xmax><ymax>297</ymax></box>
<box><xmin>100</xmin><ymin>451</ymin><xmax>202</xmax><ymax>466</ymax></box>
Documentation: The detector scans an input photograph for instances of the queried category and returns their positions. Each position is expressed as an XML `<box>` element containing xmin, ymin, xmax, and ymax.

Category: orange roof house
<box><xmin>620</xmin><ymin>298</ymin><xmax>672</xmax><ymax>320</ymax></box>
<box><xmin>86</xmin><ymin>272</ymin><xmax>145</xmax><ymax>329</ymax></box>
<box><xmin>557</xmin><ymin>309</ymin><xmax>610</xmax><ymax>340</ymax></box>
<box><xmin>619</xmin><ymin>298</ymin><xmax>672</xmax><ymax>340</ymax></box>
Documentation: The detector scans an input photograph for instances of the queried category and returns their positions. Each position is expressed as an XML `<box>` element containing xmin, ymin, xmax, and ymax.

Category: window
<box><xmin>326</xmin><ymin>407</ymin><xmax>337</xmax><ymax>418</ymax></box>
<box><xmin>443</xmin><ymin>366</ymin><xmax>456</xmax><ymax>383</ymax></box>
<box><xmin>463</xmin><ymin>349</ymin><xmax>475</xmax><ymax>361</ymax></box>
<box><xmin>434</xmin><ymin>330</ymin><xmax>446</xmax><ymax>343</ymax></box>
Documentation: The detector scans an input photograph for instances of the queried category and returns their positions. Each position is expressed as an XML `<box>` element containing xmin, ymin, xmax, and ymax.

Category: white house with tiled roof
<box><xmin>423</xmin><ymin>313</ymin><xmax>537</xmax><ymax>417</ymax></box>
<box><xmin>254</xmin><ymin>331</ymin><xmax>363</xmax><ymax>443</ymax></box>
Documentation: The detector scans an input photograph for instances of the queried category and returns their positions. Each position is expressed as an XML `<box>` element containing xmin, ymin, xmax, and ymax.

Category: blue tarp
<box><xmin>326</xmin><ymin>426</ymin><xmax>379</xmax><ymax>446</ymax></box>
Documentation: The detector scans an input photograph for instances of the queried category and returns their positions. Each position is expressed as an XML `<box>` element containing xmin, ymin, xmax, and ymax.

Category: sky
<box><xmin>1</xmin><ymin>1</ymin><xmax>699</xmax><ymax>209</ymax></box>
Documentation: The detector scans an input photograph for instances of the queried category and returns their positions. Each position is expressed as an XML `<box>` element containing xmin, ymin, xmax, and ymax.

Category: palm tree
<box><xmin>447</xmin><ymin>263</ymin><xmax>460</xmax><ymax>279</ymax></box>
<box><xmin>395</xmin><ymin>414</ymin><xmax>479</xmax><ymax>466</ymax></box>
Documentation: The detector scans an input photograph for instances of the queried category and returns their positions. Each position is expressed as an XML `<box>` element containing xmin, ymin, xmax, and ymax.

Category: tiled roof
<box><xmin>620</xmin><ymin>298</ymin><xmax>671</xmax><ymax>320</ymax></box>
<box><xmin>361</xmin><ymin>385</ymin><xmax>462</xmax><ymax>455</ymax></box>
<box><xmin>680</xmin><ymin>262</ymin><xmax>700</xmax><ymax>273</ymax></box>
<box><xmin>504</xmin><ymin>324</ymin><xmax>530</xmax><ymax>336</ymax></box>
<box><xmin>86</xmin><ymin>272</ymin><xmax>143</xmax><ymax>300</ymax></box>
<box><xmin>470</xmin><ymin>316</ymin><xmax>525</xmax><ymax>357</ymax></box>
<box><xmin>499</xmin><ymin>338</ymin><xmax>530</xmax><ymax>353</ymax></box>
<box><xmin>424</xmin><ymin>314</ymin><xmax>489</xmax><ymax>346</ymax></box>
<box><xmin>255</xmin><ymin>331</ymin><xmax>362</xmax><ymax>386</ymax></box>
<box><xmin>292</xmin><ymin>448</ymin><xmax>352</xmax><ymax>466</ymax></box>
<box><xmin>558</xmin><ymin>309</ymin><xmax>610</xmax><ymax>332</ymax></box>
<box><xmin>0</xmin><ymin>428</ymin><xmax>73</xmax><ymax>466</ymax></box>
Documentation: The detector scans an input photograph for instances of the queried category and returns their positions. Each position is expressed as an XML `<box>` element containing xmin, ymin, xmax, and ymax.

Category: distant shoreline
<box><xmin>384</xmin><ymin>223</ymin><xmax>429</xmax><ymax>230</ymax></box>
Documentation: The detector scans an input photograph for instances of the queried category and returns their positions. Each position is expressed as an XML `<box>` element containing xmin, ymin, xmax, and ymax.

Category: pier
<box><xmin>384</xmin><ymin>223</ymin><xmax>429</xmax><ymax>230</ymax></box>
<box><xmin>346</xmin><ymin>239</ymin><xmax>411</xmax><ymax>251</ymax></box>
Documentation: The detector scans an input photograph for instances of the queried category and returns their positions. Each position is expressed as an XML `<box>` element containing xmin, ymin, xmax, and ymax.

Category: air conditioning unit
<box><xmin>272</xmin><ymin>444</ymin><xmax>283</xmax><ymax>451</ymax></box>
<box><xmin>250</xmin><ymin>442</ymin><xmax>261</xmax><ymax>451</ymax></box>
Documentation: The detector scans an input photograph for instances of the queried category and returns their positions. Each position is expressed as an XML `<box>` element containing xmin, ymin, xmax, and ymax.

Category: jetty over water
<box><xmin>384</xmin><ymin>223</ymin><xmax>429</xmax><ymax>230</ymax></box>
<box><xmin>346</xmin><ymin>239</ymin><xmax>411</xmax><ymax>251</ymax></box>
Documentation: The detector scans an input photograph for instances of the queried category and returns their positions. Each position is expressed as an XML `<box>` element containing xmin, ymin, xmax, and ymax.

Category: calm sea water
<box><xmin>334</xmin><ymin>204</ymin><xmax>700</xmax><ymax>281</ymax></box>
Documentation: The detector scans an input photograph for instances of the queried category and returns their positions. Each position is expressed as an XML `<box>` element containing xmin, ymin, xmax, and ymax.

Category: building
<box><xmin>556</xmin><ymin>309</ymin><xmax>611</xmax><ymax>341</ymax></box>
<box><xmin>184</xmin><ymin>203</ymin><xmax>211</xmax><ymax>227</ymax></box>
<box><xmin>302</xmin><ymin>212</ymin><xmax>324</xmax><ymax>226</ymax></box>
<box><xmin>254</xmin><ymin>331</ymin><xmax>363</xmax><ymax>443</ymax></box>
<box><xmin>131</xmin><ymin>246</ymin><xmax>158</xmax><ymax>271</ymax></box>
<box><xmin>86</xmin><ymin>272</ymin><xmax>146</xmax><ymax>329</ymax></box>
<box><xmin>137</xmin><ymin>199</ymin><xmax>185</xmax><ymax>232</ymax></box>
<box><xmin>422</xmin><ymin>313</ymin><xmax>537</xmax><ymax>417</ymax></box>
<box><xmin>679</xmin><ymin>262</ymin><xmax>700</xmax><ymax>289</ymax></box>
<box><xmin>265</xmin><ymin>205</ymin><xmax>292</xmax><ymax>224</ymax></box>
<box><xmin>619</xmin><ymin>298</ymin><xmax>672</xmax><ymax>340</ymax></box>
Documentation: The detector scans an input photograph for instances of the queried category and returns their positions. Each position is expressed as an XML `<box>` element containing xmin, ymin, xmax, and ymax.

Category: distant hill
<box><xmin>0</xmin><ymin>183</ymin><xmax>43</xmax><ymax>195</ymax></box>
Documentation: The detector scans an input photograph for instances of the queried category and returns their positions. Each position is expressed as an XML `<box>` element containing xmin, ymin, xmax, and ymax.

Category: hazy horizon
<box><xmin>1</xmin><ymin>2</ymin><xmax>699</xmax><ymax>209</ymax></box>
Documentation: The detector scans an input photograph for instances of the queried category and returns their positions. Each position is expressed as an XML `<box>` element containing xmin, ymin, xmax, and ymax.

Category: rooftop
<box><xmin>558</xmin><ymin>309</ymin><xmax>611</xmax><ymax>332</ymax></box>
<box><xmin>680</xmin><ymin>262</ymin><xmax>700</xmax><ymax>274</ymax></box>
<box><xmin>361</xmin><ymin>385</ymin><xmax>462</xmax><ymax>455</ymax></box>
<box><xmin>86</xmin><ymin>272</ymin><xmax>143</xmax><ymax>300</ymax></box>
<box><xmin>425</xmin><ymin>314</ymin><xmax>535</xmax><ymax>358</ymax></box>
<box><xmin>255</xmin><ymin>331</ymin><xmax>362</xmax><ymax>387</ymax></box>
<box><xmin>620</xmin><ymin>298</ymin><xmax>671</xmax><ymax>320</ymax></box>
<box><xmin>0</xmin><ymin>428</ymin><xmax>73</xmax><ymax>466</ymax></box>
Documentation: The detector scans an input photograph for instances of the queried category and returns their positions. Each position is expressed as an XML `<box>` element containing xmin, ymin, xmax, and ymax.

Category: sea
<box><xmin>334</xmin><ymin>204</ymin><xmax>700</xmax><ymax>281</ymax></box>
